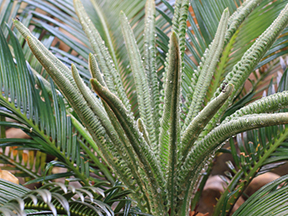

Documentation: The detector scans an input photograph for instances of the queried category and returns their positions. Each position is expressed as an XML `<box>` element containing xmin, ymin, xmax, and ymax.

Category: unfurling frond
<box><xmin>91</xmin><ymin>78</ymin><xmax>166</xmax><ymax>214</ymax></box>
<box><xmin>183</xmin><ymin>8</ymin><xmax>229</xmax><ymax>131</ymax></box>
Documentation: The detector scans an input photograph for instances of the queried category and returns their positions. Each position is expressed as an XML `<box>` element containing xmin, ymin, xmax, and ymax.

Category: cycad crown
<box><xmin>12</xmin><ymin>0</ymin><xmax>288</xmax><ymax>215</ymax></box>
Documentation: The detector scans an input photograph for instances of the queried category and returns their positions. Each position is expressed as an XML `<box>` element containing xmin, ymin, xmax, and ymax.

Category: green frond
<box><xmin>0</xmin><ymin>180</ymin><xmax>115</xmax><ymax>216</ymax></box>
<box><xmin>214</xmin><ymin>126</ymin><xmax>288</xmax><ymax>215</ymax></box>
<box><xmin>181</xmin><ymin>83</ymin><xmax>233</xmax><ymax>160</ymax></box>
<box><xmin>233</xmin><ymin>175</ymin><xmax>288</xmax><ymax>215</ymax></box>
<box><xmin>144</xmin><ymin>0</ymin><xmax>160</xmax><ymax>144</ymax></box>
<box><xmin>258</xmin><ymin>26</ymin><xmax>288</xmax><ymax>69</ymax></box>
<box><xmin>73</xmin><ymin>0</ymin><xmax>130</xmax><ymax>110</ymax></box>
<box><xmin>213</xmin><ymin>69</ymin><xmax>288</xmax><ymax>214</ymax></box>
<box><xmin>158</xmin><ymin>31</ymin><xmax>181</xmax><ymax>213</ymax></box>
<box><xmin>0</xmin><ymin>138</ymin><xmax>44</xmax><ymax>181</ymax></box>
<box><xmin>0</xmin><ymin>0</ymin><xmax>21</xmax><ymax>38</ymax></box>
<box><xmin>32</xmin><ymin>17</ymin><xmax>89</xmax><ymax>59</ymax></box>
<box><xmin>182</xmin><ymin>9</ymin><xmax>229</xmax><ymax>130</ymax></box>
<box><xmin>0</xmin><ymin>26</ymin><xmax>103</xmax><ymax>185</ymax></box>
<box><xmin>90</xmin><ymin>78</ymin><xmax>166</xmax><ymax>214</ymax></box>
<box><xmin>16</xmin><ymin>0</ymin><xmax>91</xmax><ymax>76</ymax></box>
<box><xmin>120</xmin><ymin>11</ymin><xmax>159</xmax><ymax>152</ymax></box>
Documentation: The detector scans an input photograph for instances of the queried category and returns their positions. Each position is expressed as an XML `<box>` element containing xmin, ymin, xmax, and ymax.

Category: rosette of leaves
<box><xmin>8</xmin><ymin>0</ymin><xmax>288</xmax><ymax>215</ymax></box>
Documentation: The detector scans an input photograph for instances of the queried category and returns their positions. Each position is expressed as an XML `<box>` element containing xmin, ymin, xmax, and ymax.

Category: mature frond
<box><xmin>0</xmin><ymin>179</ymin><xmax>115</xmax><ymax>216</ymax></box>
<box><xmin>213</xmin><ymin>65</ymin><xmax>288</xmax><ymax>214</ymax></box>
<box><xmin>233</xmin><ymin>175</ymin><xmax>288</xmax><ymax>215</ymax></box>
<box><xmin>214</xmin><ymin>126</ymin><xmax>288</xmax><ymax>215</ymax></box>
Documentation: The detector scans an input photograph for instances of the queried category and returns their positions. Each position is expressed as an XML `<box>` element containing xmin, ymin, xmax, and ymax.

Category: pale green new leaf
<box><xmin>158</xmin><ymin>31</ymin><xmax>181</xmax><ymax>213</ymax></box>
<box><xmin>181</xmin><ymin>83</ymin><xmax>234</xmax><ymax>160</ymax></box>
<box><xmin>171</xmin><ymin>0</ymin><xmax>189</xmax><ymax>58</ymax></box>
<box><xmin>80</xmin><ymin>0</ymin><xmax>173</xmax><ymax>117</ymax></box>
<box><xmin>222</xmin><ymin>91</ymin><xmax>288</xmax><ymax>124</ymax></box>
<box><xmin>183</xmin><ymin>9</ymin><xmax>229</xmax><ymax>131</ymax></box>
<box><xmin>90</xmin><ymin>78</ymin><xmax>166</xmax><ymax>214</ymax></box>
<box><xmin>160</xmin><ymin>0</ymin><xmax>189</xmax><ymax>118</ymax></box>
<box><xmin>73</xmin><ymin>0</ymin><xmax>130</xmax><ymax>110</ymax></box>
<box><xmin>184</xmin><ymin>114</ymin><xmax>288</xmax><ymax>176</ymax></box>
<box><xmin>120</xmin><ymin>11</ymin><xmax>159</xmax><ymax>152</ymax></box>
<box><xmin>144</xmin><ymin>0</ymin><xmax>160</xmax><ymax>146</ymax></box>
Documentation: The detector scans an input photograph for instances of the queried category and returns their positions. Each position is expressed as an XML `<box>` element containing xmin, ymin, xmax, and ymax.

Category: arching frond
<box><xmin>233</xmin><ymin>175</ymin><xmax>288</xmax><ymax>215</ymax></box>
<box><xmin>0</xmin><ymin>179</ymin><xmax>115</xmax><ymax>216</ymax></box>
<box><xmin>214</xmin><ymin>126</ymin><xmax>288</xmax><ymax>215</ymax></box>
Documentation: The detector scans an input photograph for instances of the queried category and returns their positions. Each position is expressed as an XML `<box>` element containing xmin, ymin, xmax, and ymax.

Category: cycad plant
<box><xmin>1</xmin><ymin>0</ymin><xmax>288</xmax><ymax>215</ymax></box>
